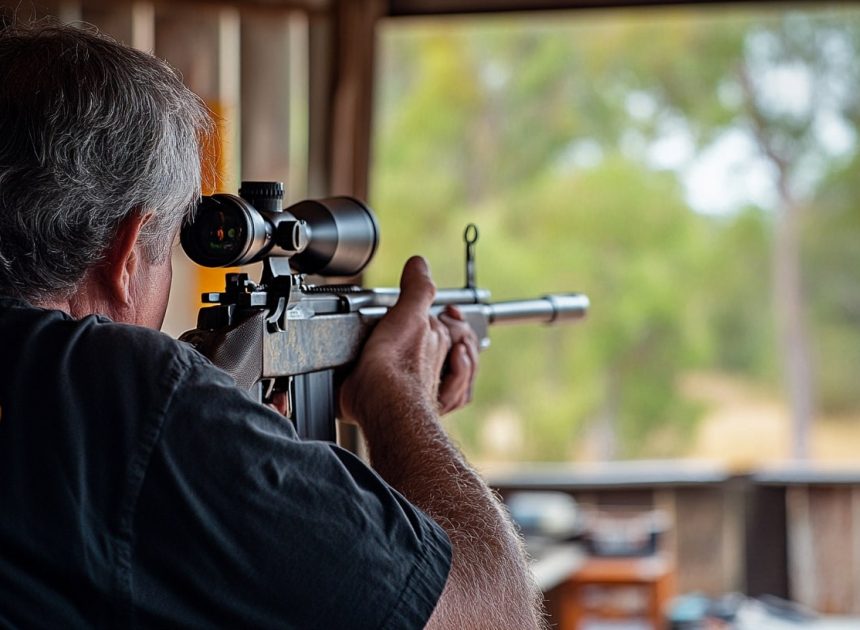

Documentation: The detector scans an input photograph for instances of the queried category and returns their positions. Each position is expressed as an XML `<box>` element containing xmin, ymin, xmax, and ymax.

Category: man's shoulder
<box><xmin>79</xmin><ymin>312</ymin><xmax>203</xmax><ymax>372</ymax></box>
<box><xmin>0</xmin><ymin>297</ymin><xmax>211</xmax><ymax>397</ymax></box>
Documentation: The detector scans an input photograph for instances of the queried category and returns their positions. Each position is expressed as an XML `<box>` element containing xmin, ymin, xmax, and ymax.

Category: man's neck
<box><xmin>32</xmin><ymin>279</ymin><xmax>113</xmax><ymax>321</ymax></box>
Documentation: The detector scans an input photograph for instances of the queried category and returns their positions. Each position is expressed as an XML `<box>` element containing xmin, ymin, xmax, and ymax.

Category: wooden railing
<box><xmin>490</xmin><ymin>463</ymin><xmax>860</xmax><ymax>615</ymax></box>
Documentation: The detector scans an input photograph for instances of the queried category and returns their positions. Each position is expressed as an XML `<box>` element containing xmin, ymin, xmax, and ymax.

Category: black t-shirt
<box><xmin>0</xmin><ymin>297</ymin><xmax>451</xmax><ymax>628</ymax></box>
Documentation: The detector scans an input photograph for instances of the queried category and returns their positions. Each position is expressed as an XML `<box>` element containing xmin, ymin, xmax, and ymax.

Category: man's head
<box><xmin>0</xmin><ymin>20</ymin><xmax>212</xmax><ymax>327</ymax></box>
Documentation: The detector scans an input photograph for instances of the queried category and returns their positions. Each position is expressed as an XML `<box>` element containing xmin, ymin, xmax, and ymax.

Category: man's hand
<box><xmin>339</xmin><ymin>256</ymin><xmax>479</xmax><ymax>426</ymax></box>
<box><xmin>342</xmin><ymin>256</ymin><xmax>544</xmax><ymax>630</ymax></box>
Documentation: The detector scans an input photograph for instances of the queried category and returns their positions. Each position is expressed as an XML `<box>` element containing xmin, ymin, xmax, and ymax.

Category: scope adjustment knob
<box><xmin>239</xmin><ymin>181</ymin><xmax>285</xmax><ymax>214</ymax></box>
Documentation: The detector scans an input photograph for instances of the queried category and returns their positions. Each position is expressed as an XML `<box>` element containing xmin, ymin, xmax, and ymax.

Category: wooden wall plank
<box><xmin>0</xmin><ymin>0</ymin><xmax>75</xmax><ymax>21</ymax></box>
<box><xmin>82</xmin><ymin>2</ymin><xmax>154</xmax><ymax>50</ymax></box>
<box><xmin>720</xmin><ymin>476</ymin><xmax>747</xmax><ymax>593</ymax></box>
<box><xmin>744</xmin><ymin>485</ymin><xmax>789</xmax><ymax>598</ymax></box>
<box><xmin>240</xmin><ymin>7</ymin><xmax>294</xmax><ymax>184</ymax></box>
<box><xmin>853</xmin><ymin>488</ymin><xmax>860</xmax><ymax>613</ymax></box>
<box><xmin>788</xmin><ymin>485</ymin><xmax>859</xmax><ymax>614</ymax></box>
<box><xmin>329</xmin><ymin>0</ymin><xmax>385</xmax><ymax>199</ymax></box>
<box><xmin>155</xmin><ymin>3</ymin><xmax>242</xmax><ymax>335</ymax></box>
<box><xmin>673</xmin><ymin>487</ymin><xmax>731</xmax><ymax>595</ymax></box>
<box><xmin>807</xmin><ymin>487</ymin><xmax>856</xmax><ymax>613</ymax></box>
<box><xmin>306</xmin><ymin>0</ymin><xmax>384</xmax><ymax>201</ymax></box>
<box><xmin>306</xmin><ymin>9</ymin><xmax>333</xmax><ymax>198</ymax></box>
<box><xmin>158</xmin><ymin>0</ymin><xmax>331</xmax><ymax>13</ymax></box>
<box><xmin>286</xmin><ymin>11</ymin><xmax>310</xmax><ymax>202</ymax></box>
<box><xmin>787</xmin><ymin>486</ymin><xmax>816</xmax><ymax>608</ymax></box>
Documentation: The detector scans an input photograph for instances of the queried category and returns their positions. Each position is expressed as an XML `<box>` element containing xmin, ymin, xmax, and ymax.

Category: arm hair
<box><xmin>360</xmin><ymin>393</ymin><xmax>546</xmax><ymax>630</ymax></box>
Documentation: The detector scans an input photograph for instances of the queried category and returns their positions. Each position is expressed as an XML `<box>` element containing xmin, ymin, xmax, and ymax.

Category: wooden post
<box><xmin>286</xmin><ymin>12</ymin><xmax>310</xmax><ymax>203</ymax></box>
<box><xmin>54</xmin><ymin>0</ymin><xmax>81</xmax><ymax>23</ymax></box>
<box><xmin>82</xmin><ymin>1</ymin><xmax>155</xmax><ymax>51</ymax></box>
<box><xmin>308</xmin><ymin>0</ymin><xmax>384</xmax><ymax>199</ymax></box>
<box><xmin>306</xmin><ymin>9</ymin><xmax>334</xmax><ymax>198</ymax></box>
<box><xmin>239</xmin><ymin>7</ymin><xmax>293</xmax><ymax>186</ymax></box>
<box><xmin>306</xmin><ymin>0</ymin><xmax>383</xmax><ymax>456</ymax></box>
<box><xmin>329</xmin><ymin>0</ymin><xmax>385</xmax><ymax>199</ymax></box>
<box><xmin>155</xmin><ymin>4</ymin><xmax>242</xmax><ymax>336</ymax></box>
<box><xmin>2</xmin><ymin>0</ymin><xmax>79</xmax><ymax>21</ymax></box>
<box><xmin>239</xmin><ymin>7</ymin><xmax>310</xmax><ymax>203</ymax></box>
<box><xmin>744</xmin><ymin>483</ymin><xmax>789</xmax><ymax>599</ymax></box>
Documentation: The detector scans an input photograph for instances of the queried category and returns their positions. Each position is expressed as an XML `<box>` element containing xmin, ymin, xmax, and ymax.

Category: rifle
<box><xmin>179</xmin><ymin>181</ymin><xmax>589</xmax><ymax>442</ymax></box>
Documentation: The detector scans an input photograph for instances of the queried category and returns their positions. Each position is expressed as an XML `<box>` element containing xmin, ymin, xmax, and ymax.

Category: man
<box><xmin>0</xmin><ymin>20</ymin><xmax>543</xmax><ymax>629</ymax></box>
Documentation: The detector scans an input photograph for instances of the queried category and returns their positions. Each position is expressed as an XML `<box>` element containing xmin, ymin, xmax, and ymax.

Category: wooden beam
<box><xmin>386</xmin><ymin>0</ymin><xmax>825</xmax><ymax>17</ymax></box>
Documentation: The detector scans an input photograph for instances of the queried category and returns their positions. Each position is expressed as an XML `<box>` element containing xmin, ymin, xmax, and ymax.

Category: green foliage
<box><xmin>804</xmin><ymin>155</ymin><xmax>860</xmax><ymax>413</ymax></box>
<box><xmin>700</xmin><ymin>208</ymin><xmax>775</xmax><ymax>378</ymax></box>
<box><xmin>369</xmin><ymin>6</ymin><xmax>860</xmax><ymax>461</ymax></box>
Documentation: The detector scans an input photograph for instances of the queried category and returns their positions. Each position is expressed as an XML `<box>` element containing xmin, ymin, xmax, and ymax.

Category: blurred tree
<box><xmin>730</xmin><ymin>15</ymin><xmax>858</xmax><ymax>457</ymax></box>
<box><xmin>369</xmin><ymin>6</ymin><xmax>860</xmax><ymax>462</ymax></box>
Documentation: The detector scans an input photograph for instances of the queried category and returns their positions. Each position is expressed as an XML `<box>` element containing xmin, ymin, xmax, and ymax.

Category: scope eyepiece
<box><xmin>181</xmin><ymin>181</ymin><xmax>380</xmax><ymax>277</ymax></box>
<box><xmin>181</xmin><ymin>194</ymin><xmax>267</xmax><ymax>268</ymax></box>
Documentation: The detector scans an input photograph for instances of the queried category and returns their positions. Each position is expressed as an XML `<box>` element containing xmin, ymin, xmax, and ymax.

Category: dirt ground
<box><xmin>681</xmin><ymin>372</ymin><xmax>860</xmax><ymax>469</ymax></box>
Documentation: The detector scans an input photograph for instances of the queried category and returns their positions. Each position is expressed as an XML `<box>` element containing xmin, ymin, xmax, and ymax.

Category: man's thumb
<box><xmin>395</xmin><ymin>256</ymin><xmax>437</xmax><ymax>314</ymax></box>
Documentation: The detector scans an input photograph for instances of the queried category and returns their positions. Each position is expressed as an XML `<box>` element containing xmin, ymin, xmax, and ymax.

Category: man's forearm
<box><xmin>359</xmin><ymin>391</ymin><xmax>544</xmax><ymax>630</ymax></box>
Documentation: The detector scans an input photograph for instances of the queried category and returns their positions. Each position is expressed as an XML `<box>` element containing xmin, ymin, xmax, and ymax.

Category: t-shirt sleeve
<box><xmin>131</xmin><ymin>359</ymin><xmax>451</xmax><ymax>630</ymax></box>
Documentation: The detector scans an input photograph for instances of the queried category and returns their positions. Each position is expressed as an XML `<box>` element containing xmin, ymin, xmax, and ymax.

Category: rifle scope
<box><xmin>180</xmin><ymin>181</ymin><xmax>379</xmax><ymax>276</ymax></box>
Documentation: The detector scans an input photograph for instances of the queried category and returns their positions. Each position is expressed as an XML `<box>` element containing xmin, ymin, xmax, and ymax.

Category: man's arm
<box><xmin>340</xmin><ymin>256</ymin><xmax>544</xmax><ymax>630</ymax></box>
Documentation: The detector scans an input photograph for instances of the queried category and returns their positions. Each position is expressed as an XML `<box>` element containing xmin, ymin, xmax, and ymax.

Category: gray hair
<box><xmin>0</xmin><ymin>20</ymin><xmax>213</xmax><ymax>301</ymax></box>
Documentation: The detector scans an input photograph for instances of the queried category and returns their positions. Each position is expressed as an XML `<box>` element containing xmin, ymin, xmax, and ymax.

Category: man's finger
<box><xmin>267</xmin><ymin>390</ymin><xmax>290</xmax><ymax>416</ymax></box>
<box><xmin>438</xmin><ymin>342</ymin><xmax>472</xmax><ymax>414</ymax></box>
<box><xmin>429</xmin><ymin>315</ymin><xmax>453</xmax><ymax>376</ymax></box>
<box><xmin>444</xmin><ymin>304</ymin><xmax>464</xmax><ymax>321</ymax></box>
<box><xmin>391</xmin><ymin>256</ymin><xmax>437</xmax><ymax>319</ymax></box>
<box><xmin>439</xmin><ymin>310</ymin><xmax>478</xmax><ymax>348</ymax></box>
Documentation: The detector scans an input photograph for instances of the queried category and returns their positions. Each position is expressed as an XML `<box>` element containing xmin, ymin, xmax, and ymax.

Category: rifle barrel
<box><xmin>487</xmin><ymin>294</ymin><xmax>589</xmax><ymax>325</ymax></box>
<box><xmin>359</xmin><ymin>292</ymin><xmax>589</xmax><ymax>326</ymax></box>
<box><xmin>363</xmin><ymin>287</ymin><xmax>492</xmax><ymax>308</ymax></box>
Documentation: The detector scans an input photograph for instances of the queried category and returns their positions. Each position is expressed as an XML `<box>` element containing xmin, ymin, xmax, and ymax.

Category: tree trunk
<box><xmin>596</xmin><ymin>365</ymin><xmax>620</xmax><ymax>460</ymax></box>
<box><xmin>738</xmin><ymin>62</ymin><xmax>816</xmax><ymax>460</ymax></box>
<box><xmin>773</xmin><ymin>198</ymin><xmax>815</xmax><ymax>460</ymax></box>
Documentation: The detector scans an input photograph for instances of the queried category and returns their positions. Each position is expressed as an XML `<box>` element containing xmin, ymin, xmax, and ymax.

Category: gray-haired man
<box><xmin>0</xmin><ymin>21</ymin><xmax>542</xmax><ymax>629</ymax></box>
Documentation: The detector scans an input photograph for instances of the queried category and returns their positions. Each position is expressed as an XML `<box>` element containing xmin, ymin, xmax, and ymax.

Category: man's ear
<box><xmin>101</xmin><ymin>212</ymin><xmax>150</xmax><ymax>305</ymax></box>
